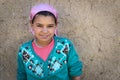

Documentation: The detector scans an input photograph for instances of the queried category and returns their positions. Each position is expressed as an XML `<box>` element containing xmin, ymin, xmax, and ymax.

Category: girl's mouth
<box><xmin>40</xmin><ymin>35</ymin><xmax>49</xmax><ymax>39</ymax></box>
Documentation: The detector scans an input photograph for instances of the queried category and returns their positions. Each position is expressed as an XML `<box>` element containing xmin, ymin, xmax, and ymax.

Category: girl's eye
<box><xmin>48</xmin><ymin>25</ymin><xmax>54</xmax><ymax>28</ymax></box>
<box><xmin>48</xmin><ymin>25</ymin><xmax>55</xmax><ymax>28</ymax></box>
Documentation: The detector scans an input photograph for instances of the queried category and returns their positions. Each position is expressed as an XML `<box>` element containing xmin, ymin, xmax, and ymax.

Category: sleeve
<box><xmin>17</xmin><ymin>47</ymin><xmax>27</xmax><ymax>80</ymax></box>
<box><xmin>67</xmin><ymin>40</ymin><xmax>83</xmax><ymax>77</ymax></box>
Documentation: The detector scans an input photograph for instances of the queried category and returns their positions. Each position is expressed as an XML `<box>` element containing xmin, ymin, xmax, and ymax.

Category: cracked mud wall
<box><xmin>0</xmin><ymin>0</ymin><xmax>120</xmax><ymax>80</ymax></box>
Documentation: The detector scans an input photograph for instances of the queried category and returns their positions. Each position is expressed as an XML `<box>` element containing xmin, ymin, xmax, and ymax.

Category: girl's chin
<box><xmin>37</xmin><ymin>37</ymin><xmax>52</xmax><ymax>42</ymax></box>
<box><xmin>34</xmin><ymin>35</ymin><xmax>53</xmax><ymax>41</ymax></box>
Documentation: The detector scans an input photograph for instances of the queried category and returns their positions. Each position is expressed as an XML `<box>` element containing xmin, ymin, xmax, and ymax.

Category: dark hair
<box><xmin>31</xmin><ymin>11</ymin><xmax>57</xmax><ymax>24</ymax></box>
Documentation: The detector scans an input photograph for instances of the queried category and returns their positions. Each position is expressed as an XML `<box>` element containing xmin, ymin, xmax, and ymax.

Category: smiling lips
<box><xmin>40</xmin><ymin>35</ymin><xmax>49</xmax><ymax>39</ymax></box>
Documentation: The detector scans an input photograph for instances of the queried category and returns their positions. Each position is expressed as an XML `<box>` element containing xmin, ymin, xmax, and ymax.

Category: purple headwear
<box><xmin>30</xmin><ymin>4</ymin><xmax>58</xmax><ymax>35</ymax></box>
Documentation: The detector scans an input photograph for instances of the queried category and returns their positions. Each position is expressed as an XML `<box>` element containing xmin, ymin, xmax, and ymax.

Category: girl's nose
<box><xmin>42</xmin><ymin>27</ymin><xmax>48</xmax><ymax>33</ymax></box>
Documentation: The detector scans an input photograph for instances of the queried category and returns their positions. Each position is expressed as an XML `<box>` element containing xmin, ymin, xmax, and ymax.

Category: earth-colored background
<box><xmin>0</xmin><ymin>0</ymin><xmax>120</xmax><ymax>80</ymax></box>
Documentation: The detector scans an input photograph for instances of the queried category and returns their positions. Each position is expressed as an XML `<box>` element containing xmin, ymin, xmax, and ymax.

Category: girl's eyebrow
<box><xmin>48</xmin><ymin>24</ymin><xmax>55</xmax><ymax>25</ymax></box>
<box><xmin>36</xmin><ymin>23</ymin><xmax>42</xmax><ymax>25</ymax></box>
<box><xmin>36</xmin><ymin>23</ymin><xmax>55</xmax><ymax>25</ymax></box>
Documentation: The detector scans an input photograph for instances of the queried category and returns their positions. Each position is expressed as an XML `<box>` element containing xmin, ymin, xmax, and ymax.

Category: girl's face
<box><xmin>31</xmin><ymin>15</ymin><xmax>56</xmax><ymax>45</ymax></box>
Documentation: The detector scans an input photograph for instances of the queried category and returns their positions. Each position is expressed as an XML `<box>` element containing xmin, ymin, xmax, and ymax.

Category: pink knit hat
<box><xmin>30</xmin><ymin>4</ymin><xmax>58</xmax><ymax>35</ymax></box>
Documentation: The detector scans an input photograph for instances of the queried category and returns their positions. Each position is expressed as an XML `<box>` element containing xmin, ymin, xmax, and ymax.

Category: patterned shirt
<box><xmin>17</xmin><ymin>36</ymin><xmax>83</xmax><ymax>80</ymax></box>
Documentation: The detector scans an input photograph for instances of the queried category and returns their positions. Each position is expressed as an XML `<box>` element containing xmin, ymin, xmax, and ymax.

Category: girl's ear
<box><xmin>29</xmin><ymin>20</ymin><xmax>35</xmax><ymax>35</ymax></box>
<box><xmin>55</xmin><ymin>27</ymin><xmax>58</xmax><ymax>36</ymax></box>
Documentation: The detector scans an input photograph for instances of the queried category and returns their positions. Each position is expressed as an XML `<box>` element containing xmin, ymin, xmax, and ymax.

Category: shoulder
<box><xmin>54</xmin><ymin>36</ymin><xmax>73</xmax><ymax>44</ymax></box>
<box><xmin>54</xmin><ymin>36</ymin><xmax>75</xmax><ymax>51</ymax></box>
<box><xmin>18</xmin><ymin>40</ymin><xmax>33</xmax><ymax>52</ymax></box>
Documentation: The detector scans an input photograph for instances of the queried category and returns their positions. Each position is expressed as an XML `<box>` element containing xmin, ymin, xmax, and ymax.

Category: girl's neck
<box><xmin>34</xmin><ymin>38</ymin><xmax>52</xmax><ymax>48</ymax></box>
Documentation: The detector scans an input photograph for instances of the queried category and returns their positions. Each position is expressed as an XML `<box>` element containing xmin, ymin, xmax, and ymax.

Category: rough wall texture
<box><xmin>0</xmin><ymin>0</ymin><xmax>120</xmax><ymax>80</ymax></box>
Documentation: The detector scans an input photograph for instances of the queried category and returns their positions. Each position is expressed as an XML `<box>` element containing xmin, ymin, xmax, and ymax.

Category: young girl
<box><xmin>17</xmin><ymin>4</ymin><xmax>83</xmax><ymax>80</ymax></box>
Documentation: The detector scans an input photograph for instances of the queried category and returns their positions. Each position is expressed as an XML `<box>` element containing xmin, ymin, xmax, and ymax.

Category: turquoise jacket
<box><xmin>17</xmin><ymin>36</ymin><xmax>83</xmax><ymax>80</ymax></box>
